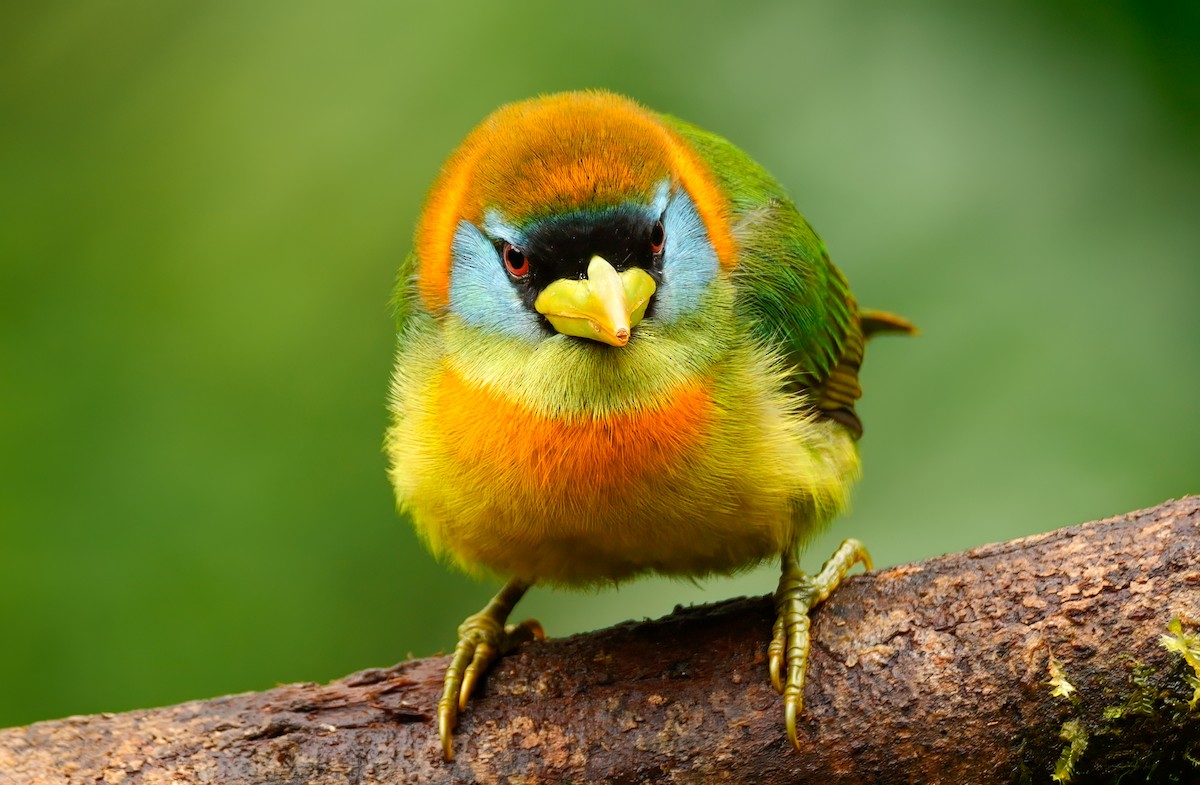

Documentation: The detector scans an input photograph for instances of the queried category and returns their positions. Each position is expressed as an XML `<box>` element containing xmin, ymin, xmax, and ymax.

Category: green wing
<box><xmin>664</xmin><ymin>117</ymin><xmax>912</xmax><ymax>438</ymax></box>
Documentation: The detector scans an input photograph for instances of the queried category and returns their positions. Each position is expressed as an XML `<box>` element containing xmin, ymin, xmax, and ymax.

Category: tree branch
<box><xmin>3</xmin><ymin>498</ymin><xmax>1199</xmax><ymax>784</ymax></box>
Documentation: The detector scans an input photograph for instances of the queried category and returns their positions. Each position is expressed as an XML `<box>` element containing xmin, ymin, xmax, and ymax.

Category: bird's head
<box><xmin>410</xmin><ymin>91</ymin><xmax>737</xmax><ymax>351</ymax></box>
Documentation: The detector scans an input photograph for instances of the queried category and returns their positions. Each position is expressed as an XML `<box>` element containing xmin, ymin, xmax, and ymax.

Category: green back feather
<box><xmin>662</xmin><ymin>116</ymin><xmax>861</xmax><ymax>414</ymax></box>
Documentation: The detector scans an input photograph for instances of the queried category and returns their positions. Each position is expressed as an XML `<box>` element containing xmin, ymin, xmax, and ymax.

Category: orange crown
<box><xmin>415</xmin><ymin>91</ymin><xmax>736</xmax><ymax>311</ymax></box>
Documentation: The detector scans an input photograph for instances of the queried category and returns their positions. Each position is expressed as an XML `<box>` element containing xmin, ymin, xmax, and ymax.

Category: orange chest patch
<box><xmin>432</xmin><ymin>368</ymin><xmax>714</xmax><ymax>494</ymax></box>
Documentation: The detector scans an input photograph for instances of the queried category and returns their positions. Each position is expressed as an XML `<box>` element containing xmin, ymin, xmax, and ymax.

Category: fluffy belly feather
<box><xmin>388</xmin><ymin>355</ymin><xmax>859</xmax><ymax>586</ymax></box>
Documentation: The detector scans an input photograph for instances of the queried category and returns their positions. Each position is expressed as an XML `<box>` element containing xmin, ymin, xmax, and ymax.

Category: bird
<box><xmin>386</xmin><ymin>90</ymin><xmax>913</xmax><ymax>760</ymax></box>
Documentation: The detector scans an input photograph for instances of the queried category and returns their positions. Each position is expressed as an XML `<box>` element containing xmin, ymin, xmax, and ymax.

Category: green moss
<box><xmin>1048</xmin><ymin>654</ymin><xmax>1078</xmax><ymax>701</ymax></box>
<box><xmin>1160</xmin><ymin>617</ymin><xmax>1200</xmax><ymax>710</ymax></box>
<box><xmin>1027</xmin><ymin>619</ymin><xmax>1200</xmax><ymax>783</ymax></box>
<box><xmin>1052</xmin><ymin>719</ymin><xmax>1089</xmax><ymax>783</ymax></box>
<box><xmin>1102</xmin><ymin>662</ymin><xmax>1158</xmax><ymax>722</ymax></box>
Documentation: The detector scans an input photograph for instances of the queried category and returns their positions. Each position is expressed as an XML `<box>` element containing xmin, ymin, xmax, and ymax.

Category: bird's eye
<box><xmin>502</xmin><ymin>243</ymin><xmax>530</xmax><ymax>277</ymax></box>
<box><xmin>650</xmin><ymin>220</ymin><xmax>666</xmax><ymax>255</ymax></box>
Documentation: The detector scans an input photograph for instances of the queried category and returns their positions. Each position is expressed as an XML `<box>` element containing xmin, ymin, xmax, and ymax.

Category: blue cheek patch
<box><xmin>450</xmin><ymin>187</ymin><xmax>714</xmax><ymax>336</ymax></box>
<box><xmin>447</xmin><ymin>221</ymin><xmax>543</xmax><ymax>343</ymax></box>
<box><xmin>654</xmin><ymin>188</ymin><xmax>719</xmax><ymax>323</ymax></box>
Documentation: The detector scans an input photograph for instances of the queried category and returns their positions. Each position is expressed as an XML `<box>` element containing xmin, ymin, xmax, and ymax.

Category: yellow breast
<box><xmin>388</xmin><ymin>344</ymin><xmax>860</xmax><ymax>586</ymax></box>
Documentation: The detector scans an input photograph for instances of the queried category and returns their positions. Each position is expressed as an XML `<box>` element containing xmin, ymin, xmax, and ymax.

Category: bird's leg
<box><xmin>768</xmin><ymin>538</ymin><xmax>872</xmax><ymax>749</ymax></box>
<box><xmin>438</xmin><ymin>578</ymin><xmax>542</xmax><ymax>761</ymax></box>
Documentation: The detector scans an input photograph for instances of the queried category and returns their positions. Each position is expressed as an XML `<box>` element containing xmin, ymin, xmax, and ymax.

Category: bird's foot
<box><xmin>768</xmin><ymin>538</ymin><xmax>872</xmax><ymax>749</ymax></box>
<box><xmin>438</xmin><ymin>580</ymin><xmax>540</xmax><ymax>761</ymax></box>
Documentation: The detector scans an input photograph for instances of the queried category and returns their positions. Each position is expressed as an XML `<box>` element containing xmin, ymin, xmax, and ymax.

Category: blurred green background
<box><xmin>1</xmin><ymin>1</ymin><xmax>1197</xmax><ymax>729</ymax></box>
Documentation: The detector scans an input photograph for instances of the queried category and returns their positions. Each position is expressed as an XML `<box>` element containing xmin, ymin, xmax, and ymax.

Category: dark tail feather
<box><xmin>859</xmin><ymin>308</ymin><xmax>917</xmax><ymax>340</ymax></box>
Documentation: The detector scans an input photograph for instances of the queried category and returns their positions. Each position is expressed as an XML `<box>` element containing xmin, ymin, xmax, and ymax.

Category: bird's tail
<box><xmin>859</xmin><ymin>308</ymin><xmax>917</xmax><ymax>340</ymax></box>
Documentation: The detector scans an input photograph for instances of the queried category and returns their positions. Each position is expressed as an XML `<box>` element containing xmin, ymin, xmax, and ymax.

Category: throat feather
<box><xmin>433</xmin><ymin>368</ymin><xmax>712</xmax><ymax>496</ymax></box>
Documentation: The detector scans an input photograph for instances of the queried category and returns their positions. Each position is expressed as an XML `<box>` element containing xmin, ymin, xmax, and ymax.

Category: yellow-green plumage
<box><xmin>386</xmin><ymin>90</ymin><xmax>911</xmax><ymax>759</ymax></box>
<box><xmin>387</xmin><ymin>283</ymin><xmax>859</xmax><ymax>585</ymax></box>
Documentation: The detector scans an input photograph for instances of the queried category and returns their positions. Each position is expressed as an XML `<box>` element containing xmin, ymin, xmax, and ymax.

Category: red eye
<box><xmin>503</xmin><ymin>243</ymin><xmax>529</xmax><ymax>277</ymax></box>
<box><xmin>650</xmin><ymin>220</ymin><xmax>666</xmax><ymax>254</ymax></box>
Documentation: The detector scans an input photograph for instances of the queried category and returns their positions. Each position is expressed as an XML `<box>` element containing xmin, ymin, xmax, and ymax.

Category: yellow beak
<box><xmin>534</xmin><ymin>256</ymin><xmax>656</xmax><ymax>347</ymax></box>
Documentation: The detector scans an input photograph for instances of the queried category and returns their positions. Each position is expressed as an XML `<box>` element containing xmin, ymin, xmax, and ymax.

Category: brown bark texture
<box><xmin>2</xmin><ymin>497</ymin><xmax>1199</xmax><ymax>784</ymax></box>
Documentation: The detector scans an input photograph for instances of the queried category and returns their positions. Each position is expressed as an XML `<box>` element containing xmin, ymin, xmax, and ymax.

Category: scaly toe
<box><xmin>439</xmin><ymin>610</ymin><xmax>544</xmax><ymax>760</ymax></box>
<box><xmin>771</xmin><ymin>569</ymin><xmax>818</xmax><ymax>748</ymax></box>
<box><xmin>768</xmin><ymin>614</ymin><xmax>785</xmax><ymax>693</ymax></box>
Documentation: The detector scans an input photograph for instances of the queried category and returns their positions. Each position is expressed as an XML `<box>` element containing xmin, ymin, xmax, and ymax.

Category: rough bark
<box><xmin>3</xmin><ymin>497</ymin><xmax>1199</xmax><ymax>784</ymax></box>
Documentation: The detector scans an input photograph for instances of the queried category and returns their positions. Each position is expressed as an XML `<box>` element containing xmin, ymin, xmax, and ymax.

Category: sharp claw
<box><xmin>438</xmin><ymin>697</ymin><xmax>456</xmax><ymax>760</ymax></box>
<box><xmin>459</xmin><ymin>642</ymin><xmax>494</xmax><ymax>710</ymax></box>
<box><xmin>769</xmin><ymin>651</ymin><xmax>784</xmax><ymax>693</ymax></box>
<box><xmin>784</xmin><ymin>696</ymin><xmax>800</xmax><ymax>750</ymax></box>
<box><xmin>458</xmin><ymin>674</ymin><xmax>474</xmax><ymax>712</ymax></box>
<box><xmin>769</xmin><ymin>613</ymin><xmax>785</xmax><ymax>692</ymax></box>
